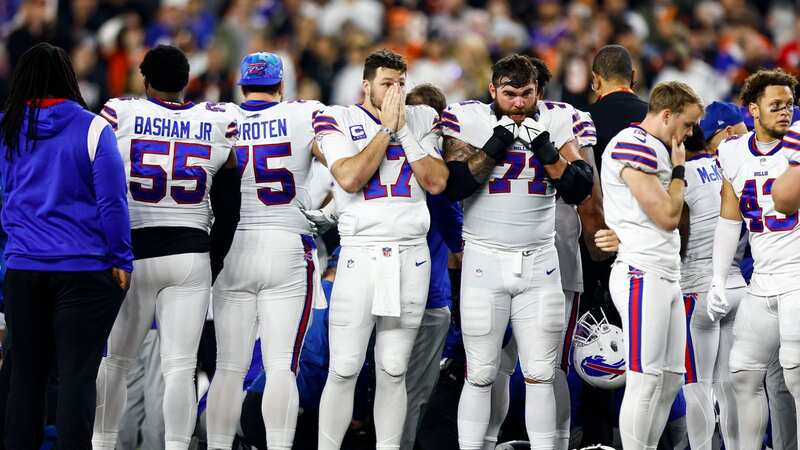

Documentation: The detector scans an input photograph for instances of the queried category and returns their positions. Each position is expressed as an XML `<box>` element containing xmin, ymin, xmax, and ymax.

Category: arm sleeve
<box><xmin>209</xmin><ymin>166</ymin><xmax>241</xmax><ymax>281</ymax></box>
<box><xmin>572</xmin><ymin>110</ymin><xmax>597</xmax><ymax>148</ymax></box>
<box><xmin>99</xmin><ymin>99</ymin><xmax>120</xmax><ymax>132</ymax></box>
<box><xmin>427</xmin><ymin>194</ymin><xmax>463</xmax><ymax>252</ymax></box>
<box><xmin>92</xmin><ymin>124</ymin><xmax>133</xmax><ymax>272</ymax></box>
<box><xmin>712</xmin><ymin>217</ymin><xmax>742</xmax><ymax>285</ymax></box>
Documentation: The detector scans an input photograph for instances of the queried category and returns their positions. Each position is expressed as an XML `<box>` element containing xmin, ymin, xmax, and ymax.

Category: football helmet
<box><xmin>572</xmin><ymin>308</ymin><xmax>626</xmax><ymax>389</ymax></box>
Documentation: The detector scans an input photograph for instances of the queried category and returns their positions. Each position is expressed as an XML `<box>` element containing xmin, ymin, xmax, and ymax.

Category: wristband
<box><xmin>671</xmin><ymin>165</ymin><xmax>686</xmax><ymax>181</ymax></box>
<box><xmin>378</xmin><ymin>127</ymin><xmax>393</xmax><ymax>136</ymax></box>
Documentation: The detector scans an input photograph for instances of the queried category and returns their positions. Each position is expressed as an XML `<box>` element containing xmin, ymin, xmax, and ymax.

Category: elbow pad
<box><xmin>554</xmin><ymin>159</ymin><xmax>594</xmax><ymax>205</ymax></box>
<box><xmin>444</xmin><ymin>160</ymin><xmax>481</xmax><ymax>201</ymax></box>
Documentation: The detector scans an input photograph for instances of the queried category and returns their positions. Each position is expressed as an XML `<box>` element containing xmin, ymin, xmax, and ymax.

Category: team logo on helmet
<box><xmin>580</xmin><ymin>355</ymin><xmax>625</xmax><ymax>379</ymax></box>
<box><xmin>246</xmin><ymin>62</ymin><xmax>267</xmax><ymax>77</ymax></box>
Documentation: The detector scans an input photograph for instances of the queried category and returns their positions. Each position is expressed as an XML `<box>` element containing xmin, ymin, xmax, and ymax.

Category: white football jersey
<box><xmin>783</xmin><ymin>121</ymin><xmax>800</xmax><ymax>166</ymax></box>
<box><xmin>314</xmin><ymin>104</ymin><xmax>441</xmax><ymax>246</ymax></box>
<box><xmin>441</xmin><ymin>100</ymin><xmax>576</xmax><ymax>250</ymax></box>
<box><xmin>681</xmin><ymin>153</ymin><xmax>745</xmax><ymax>292</ymax></box>
<box><xmin>718</xmin><ymin>132</ymin><xmax>800</xmax><ymax>296</ymax></box>
<box><xmin>233</xmin><ymin>99</ymin><xmax>323</xmax><ymax>233</ymax></box>
<box><xmin>601</xmin><ymin>125</ymin><xmax>681</xmax><ymax>280</ymax></box>
<box><xmin>554</xmin><ymin>109</ymin><xmax>597</xmax><ymax>292</ymax></box>
<box><xmin>101</xmin><ymin>98</ymin><xmax>237</xmax><ymax>231</ymax></box>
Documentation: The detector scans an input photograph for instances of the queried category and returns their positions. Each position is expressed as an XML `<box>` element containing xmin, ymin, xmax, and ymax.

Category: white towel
<box><xmin>371</xmin><ymin>243</ymin><xmax>401</xmax><ymax>317</ymax></box>
<box><xmin>310</xmin><ymin>246</ymin><xmax>328</xmax><ymax>309</ymax></box>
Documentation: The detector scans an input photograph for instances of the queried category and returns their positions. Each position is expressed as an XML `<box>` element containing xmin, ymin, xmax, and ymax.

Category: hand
<box><xmin>112</xmin><ymin>267</ymin><xmax>131</xmax><ymax>292</ymax></box>
<box><xmin>396</xmin><ymin>89</ymin><xmax>406</xmax><ymax>132</ymax></box>
<box><xmin>671</xmin><ymin>137</ymin><xmax>686</xmax><ymax>168</ymax></box>
<box><xmin>707</xmin><ymin>281</ymin><xmax>729</xmax><ymax>321</ymax></box>
<box><xmin>495</xmin><ymin>115</ymin><xmax>518</xmax><ymax>139</ymax></box>
<box><xmin>594</xmin><ymin>229</ymin><xmax>620</xmax><ymax>253</ymax></box>
<box><xmin>379</xmin><ymin>84</ymin><xmax>402</xmax><ymax>132</ymax></box>
<box><xmin>516</xmin><ymin>117</ymin><xmax>546</xmax><ymax>147</ymax></box>
<box><xmin>482</xmin><ymin>115</ymin><xmax>517</xmax><ymax>160</ymax></box>
<box><xmin>301</xmin><ymin>205</ymin><xmax>338</xmax><ymax>236</ymax></box>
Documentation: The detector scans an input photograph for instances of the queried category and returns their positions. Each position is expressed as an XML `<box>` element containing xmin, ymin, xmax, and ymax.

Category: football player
<box><xmin>601</xmin><ymin>81</ymin><xmax>702</xmax><ymax>449</ymax></box>
<box><xmin>441</xmin><ymin>54</ymin><xmax>593</xmax><ymax>450</ymax></box>
<box><xmin>707</xmin><ymin>69</ymin><xmax>800</xmax><ymax>449</ymax></box>
<box><xmin>204</xmin><ymin>52</ymin><xmax>325</xmax><ymax>450</ymax></box>
<box><xmin>93</xmin><ymin>45</ymin><xmax>240</xmax><ymax>450</ymax></box>
<box><xmin>313</xmin><ymin>49</ymin><xmax>448</xmax><ymax>450</ymax></box>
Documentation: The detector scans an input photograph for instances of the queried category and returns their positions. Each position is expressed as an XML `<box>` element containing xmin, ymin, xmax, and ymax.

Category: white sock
<box><xmin>525</xmin><ymin>382</ymin><xmax>556</xmax><ymax>450</ymax></box>
<box><xmin>318</xmin><ymin>371</ymin><xmax>358</xmax><ymax>450</ymax></box>
<box><xmin>484</xmin><ymin>371</ymin><xmax>511</xmax><ymax>449</ymax></box>
<box><xmin>458</xmin><ymin>382</ymin><xmax>492</xmax><ymax>450</ymax></box>
<box><xmin>732</xmin><ymin>369</ymin><xmax>768</xmax><ymax>450</ymax></box>
<box><xmin>553</xmin><ymin>369</ymin><xmax>570</xmax><ymax>450</ymax></box>
<box><xmin>683</xmin><ymin>382</ymin><xmax>714</xmax><ymax>450</ymax></box>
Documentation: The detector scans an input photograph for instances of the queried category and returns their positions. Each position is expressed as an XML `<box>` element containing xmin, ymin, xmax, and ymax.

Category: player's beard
<box><xmin>370</xmin><ymin>91</ymin><xmax>383</xmax><ymax>113</ymax></box>
<box><xmin>758</xmin><ymin>116</ymin><xmax>789</xmax><ymax>141</ymax></box>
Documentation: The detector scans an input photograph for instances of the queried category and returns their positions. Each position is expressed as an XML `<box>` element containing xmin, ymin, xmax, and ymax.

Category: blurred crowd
<box><xmin>1</xmin><ymin>0</ymin><xmax>799</xmax><ymax>112</ymax></box>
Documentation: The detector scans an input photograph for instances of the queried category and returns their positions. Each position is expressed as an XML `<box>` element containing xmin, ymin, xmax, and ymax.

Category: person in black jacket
<box><xmin>587</xmin><ymin>45</ymin><xmax>649</xmax><ymax>174</ymax></box>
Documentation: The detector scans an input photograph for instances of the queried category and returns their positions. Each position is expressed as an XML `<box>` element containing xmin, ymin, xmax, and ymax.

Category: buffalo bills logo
<box><xmin>580</xmin><ymin>355</ymin><xmax>625</xmax><ymax>379</ymax></box>
<box><xmin>246</xmin><ymin>62</ymin><xmax>267</xmax><ymax>77</ymax></box>
<box><xmin>627</xmin><ymin>266</ymin><xmax>644</xmax><ymax>279</ymax></box>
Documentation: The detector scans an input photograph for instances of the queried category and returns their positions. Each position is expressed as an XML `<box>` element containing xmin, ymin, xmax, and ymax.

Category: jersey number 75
<box><xmin>235</xmin><ymin>143</ymin><xmax>296</xmax><ymax>205</ymax></box>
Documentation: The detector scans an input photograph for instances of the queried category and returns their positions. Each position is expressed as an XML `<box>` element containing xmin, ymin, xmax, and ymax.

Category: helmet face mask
<box><xmin>573</xmin><ymin>308</ymin><xmax>627</xmax><ymax>390</ymax></box>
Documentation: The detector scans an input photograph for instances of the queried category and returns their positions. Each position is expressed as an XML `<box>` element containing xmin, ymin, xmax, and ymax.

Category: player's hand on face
<box><xmin>594</xmin><ymin>229</ymin><xmax>620</xmax><ymax>253</ymax></box>
<box><xmin>380</xmin><ymin>84</ymin><xmax>401</xmax><ymax>132</ymax></box>
<box><xmin>396</xmin><ymin>85</ymin><xmax>406</xmax><ymax>132</ymax></box>
<box><xmin>112</xmin><ymin>267</ymin><xmax>131</xmax><ymax>292</ymax></box>
<box><xmin>707</xmin><ymin>282</ymin><xmax>729</xmax><ymax>321</ymax></box>
<box><xmin>671</xmin><ymin>137</ymin><xmax>686</xmax><ymax>167</ymax></box>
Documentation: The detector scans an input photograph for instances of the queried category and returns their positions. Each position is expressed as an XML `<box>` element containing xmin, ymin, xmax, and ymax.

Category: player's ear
<box><xmin>489</xmin><ymin>83</ymin><xmax>497</xmax><ymax>100</ymax></box>
<box><xmin>661</xmin><ymin>108</ymin><xmax>671</xmax><ymax>126</ymax></box>
<box><xmin>748</xmin><ymin>102</ymin><xmax>759</xmax><ymax>121</ymax></box>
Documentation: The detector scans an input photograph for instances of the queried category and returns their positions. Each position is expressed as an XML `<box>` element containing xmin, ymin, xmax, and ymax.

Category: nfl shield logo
<box><xmin>382</xmin><ymin>247</ymin><xmax>392</xmax><ymax>257</ymax></box>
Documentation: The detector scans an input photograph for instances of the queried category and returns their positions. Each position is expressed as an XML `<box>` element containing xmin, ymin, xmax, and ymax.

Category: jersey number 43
<box><xmin>740</xmin><ymin>177</ymin><xmax>799</xmax><ymax>232</ymax></box>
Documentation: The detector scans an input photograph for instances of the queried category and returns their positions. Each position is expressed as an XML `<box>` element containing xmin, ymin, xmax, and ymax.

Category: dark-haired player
<box><xmin>440</xmin><ymin>54</ymin><xmax>593</xmax><ymax>450</ymax></box>
<box><xmin>93</xmin><ymin>45</ymin><xmax>240</xmax><ymax>450</ymax></box>
<box><xmin>313</xmin><ymin>49</ymin><xmax>448</xmax><ymax>450</ymax></box>
<box><xmin>709</xmin><ymin>69</ymin><xmax>800</xmax><ymax>449</ymax></box>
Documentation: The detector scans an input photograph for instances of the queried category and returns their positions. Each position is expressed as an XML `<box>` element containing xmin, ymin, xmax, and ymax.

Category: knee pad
<box><xmin>466</xmin><ymin>363</ymin><xmax>498</xmax><ymax>387</ymax></box>
<box><xmin>161</xmin><ymin>354</ymin><xmax>197</xmax><ymax>378</ymax></box>
<box><xmin>329</xmin><ymin>354</ymin><xmax>362</xmax><ymax>380</ymax></box>
<box><xmin>522</xmin><ymin>361</ymin><xmax>555</xmax><ymax>384</ymax></box>
<box><xmin>378</xmin><ymin>356</ymin><xmax>408</xmax><ymax>378</ymax></box>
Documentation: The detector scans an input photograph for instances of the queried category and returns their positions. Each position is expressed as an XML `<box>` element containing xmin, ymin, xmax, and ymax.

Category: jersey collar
<box><xmin>686</xmin><ymin>152</ymin><xmax>714</xmax><ymax>162</ymax></box>
<box><xmin>148</xmin><ymin>97</ymin><xmax>195</xmax><ymax>110</ymax></box>
<box><xmin>356</xmin><ymin>104</ymin><xmax>381</xmax><ymax>125</ymax></box>
<box><xmin>240</xmin><ymin>100</ymin><xmax>279</xmax><ymax>111</ymax></box>
<box><xmin>748</xmin><ymin>133</ymin><xmax>782</xmax><ymax>157</ymax></box>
